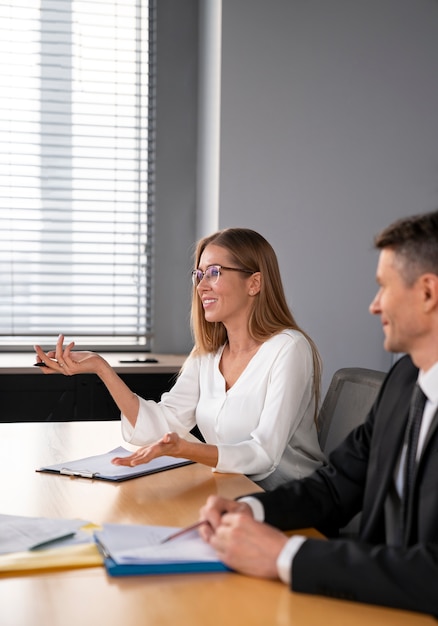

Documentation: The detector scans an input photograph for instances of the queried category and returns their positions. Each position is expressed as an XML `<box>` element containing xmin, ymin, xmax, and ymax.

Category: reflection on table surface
<box><xmin>0</xmin><ymin>421</ymin><xmax>433</xmax><ymax>626</ymax></box>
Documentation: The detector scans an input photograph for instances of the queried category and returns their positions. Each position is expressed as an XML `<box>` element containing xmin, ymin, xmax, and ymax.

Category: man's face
<box><xmin>369</xmin><ymin>249</ymin><xmax>425</xmax><ymax>355</ymax></box>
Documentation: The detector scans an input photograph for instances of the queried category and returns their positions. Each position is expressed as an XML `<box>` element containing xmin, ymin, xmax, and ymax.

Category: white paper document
<box><xmin>0</xmin><ymin>514</ymin><xmax>89</xmax><ymax>555</ymax></box>
<box><xmin>95</xmin><ymin>523</ymin><xmax>220</xmax><ymax>564</ymax></box>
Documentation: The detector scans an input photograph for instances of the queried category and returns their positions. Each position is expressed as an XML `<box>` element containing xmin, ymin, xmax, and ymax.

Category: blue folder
<box><xmin>102</xmin><ymin>555</ymin><xmax>229</xmax><ymax>577</ymax></box>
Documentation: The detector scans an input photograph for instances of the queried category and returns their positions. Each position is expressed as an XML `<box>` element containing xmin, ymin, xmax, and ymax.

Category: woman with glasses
<box><xmin>35</xmin><ymin>228</ymin><xmax>325</xmax><ymax>489</ymax></box>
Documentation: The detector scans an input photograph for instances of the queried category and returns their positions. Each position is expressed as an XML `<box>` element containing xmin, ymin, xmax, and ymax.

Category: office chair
<box><xmin>317</xmin><ymin>367</ymin><xmax>386</xmax><ymax>535</ymax></box>
<box><xmin>318</xmin><ymin>367</ymin><xmax>386</xmax><ymax>456</ymax></box>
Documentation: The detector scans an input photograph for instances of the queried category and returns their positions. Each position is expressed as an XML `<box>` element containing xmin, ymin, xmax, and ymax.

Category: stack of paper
<box><xmin>94</xmin><ymin>523</ymin><xmax>228</xmax><ymax>576</ymax></box>
<box><xmin>0</xmin><ymin>514</ymin><xmax>103</xmax><ymax>574</ymax></box>
<box><xmin>0</xmin><ymin>515</ymin><xmax>228</xmax><ymax>577</ymax></box>
<box><xmin>0</xmin><ymin>514</ymin><xmax>89</xmax><ymax>554</ymax></box>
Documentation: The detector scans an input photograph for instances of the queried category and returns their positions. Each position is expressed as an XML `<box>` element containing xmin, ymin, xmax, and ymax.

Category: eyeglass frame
<box><xmin>191</xmin><ymin>264</ymin><xmax>254</xmax><ymax>286</ymax></box>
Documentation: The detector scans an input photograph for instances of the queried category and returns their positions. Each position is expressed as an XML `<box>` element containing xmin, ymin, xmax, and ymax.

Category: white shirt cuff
<box><xmin>238</xmin><ymin>497</ymin><xmax>307</xmax><ymax>586</ymax></box>
<box><xmin>276</xmin><ymin>535</ymin><xmax>307</xmax><ymax>585</ymax></box>
<box><xmin>237</xmin><ymin>496</ymin><xmax>265</xmax><ymax>522</ymax></box>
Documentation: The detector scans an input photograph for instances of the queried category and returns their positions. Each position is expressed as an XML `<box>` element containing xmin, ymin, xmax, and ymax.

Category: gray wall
<box><xmin>153</xmin><ymin>0</ymin><xmax>199</xmax><ymax>353</ymax></box>
<box><xmin>153</xmin><ymin>0</ymin><xmax>438</xmax><ymax>394</ymax></box>
<box><xmin>217</xmin><ymin>0</ymin><xmax>438</xmax><ymax>392</ymax></box>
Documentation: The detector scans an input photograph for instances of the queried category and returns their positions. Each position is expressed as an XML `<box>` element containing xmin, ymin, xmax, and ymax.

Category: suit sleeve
<box><xmin>292</xmin><ymin>537</ymin><xmax>438</xmax><ymax>616</ymax></box>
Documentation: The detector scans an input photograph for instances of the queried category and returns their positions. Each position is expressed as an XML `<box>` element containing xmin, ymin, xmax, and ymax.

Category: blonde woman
<box><xmin>35</xmin><ymin>228</ymin><xmax>325</xmax><ymax>489</ymax></box>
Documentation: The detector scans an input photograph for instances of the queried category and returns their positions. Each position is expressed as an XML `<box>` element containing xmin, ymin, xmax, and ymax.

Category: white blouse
<box><xmin>121</xmin><ymin>329</ymin><xmax>325</xmax><ymax>487</ymax></box>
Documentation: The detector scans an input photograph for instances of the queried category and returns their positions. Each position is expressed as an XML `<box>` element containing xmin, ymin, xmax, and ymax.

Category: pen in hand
<box><xmin>160</xmin><ymin>520</ymin><xmax>211</xmax><ymax>544</ymax></box>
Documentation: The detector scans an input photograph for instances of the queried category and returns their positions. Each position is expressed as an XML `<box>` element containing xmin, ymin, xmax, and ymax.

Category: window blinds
<box><xmin>0</xmin><ymin>0</ymin><xmax>155</xmax><ymax>349</ymax></box>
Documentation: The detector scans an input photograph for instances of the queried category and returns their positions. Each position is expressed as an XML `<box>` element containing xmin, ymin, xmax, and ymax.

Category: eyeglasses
<box><xmin>191</xmin><ymin>264</ymin><xmax>253</xmax><ymax>286</ymax></box>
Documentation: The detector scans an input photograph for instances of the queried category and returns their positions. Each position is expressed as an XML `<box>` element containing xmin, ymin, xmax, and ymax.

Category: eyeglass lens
<box><xmin>192</xmin><ymin>266</ymin><xmax>221</xmax><ymax>285</ymax></box>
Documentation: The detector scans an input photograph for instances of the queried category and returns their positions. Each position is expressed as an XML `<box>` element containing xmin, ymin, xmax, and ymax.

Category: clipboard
<box><xmin>37</xmin><ymin>446</ymin><xmax>194</xmax><ymax>481</ymax></box>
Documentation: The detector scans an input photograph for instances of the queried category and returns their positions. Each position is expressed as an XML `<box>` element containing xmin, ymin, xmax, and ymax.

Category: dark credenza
<box><xmin>0</xmin><ymin>353</ymin><xmax>186</xmax><ymax>422</ymax></box>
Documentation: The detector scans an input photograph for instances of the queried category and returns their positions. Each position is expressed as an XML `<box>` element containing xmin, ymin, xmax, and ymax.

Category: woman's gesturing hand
<box><xmin>34</xmin><ymin>333</ymin><xmax>105</xmax><ymax>375</ymax></box>
<box><xmin>111</xmin><ymin>432</ymin><xmax>184</xmax><ymax>467</ymax></box>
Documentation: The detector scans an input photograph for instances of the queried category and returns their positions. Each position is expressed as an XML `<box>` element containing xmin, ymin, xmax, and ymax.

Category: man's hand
<box><xmin>204</xmin><ymin>507</ymin><xmax>288</xmax><ymax>579</ymax></box>
<box><xmin>199</xmin><ymin>495</ymin><xmax>254</xmax><ymax>540</ymax></box>
<box><xmin>111</xmin><ymin>432</ymin><xmax>183</xmax><ymax>466</ymax></box>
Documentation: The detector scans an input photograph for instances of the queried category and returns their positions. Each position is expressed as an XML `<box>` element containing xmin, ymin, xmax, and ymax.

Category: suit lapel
<box><xmin>361</xmin><ymin>379</ymin><xmax>413</xmax><ymax>539</ymax></box>
<box><xmin>375</xmin><ymin>392</ymin><xmax>411</xmax><ymax>490</ymax></box>
<box><xmin>404</xmin><ymin>406</ymin><xmax>438</xmax><ymax>543</ymax></box>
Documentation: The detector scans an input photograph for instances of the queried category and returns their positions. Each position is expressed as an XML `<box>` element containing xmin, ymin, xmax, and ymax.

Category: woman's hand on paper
<box><xmin>111</xmin><ymin>432</ymin><xmax>183</xmax><ymax>467</ymax></box>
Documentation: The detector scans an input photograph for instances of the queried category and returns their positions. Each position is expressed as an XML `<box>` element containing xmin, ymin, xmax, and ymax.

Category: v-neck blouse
<box><xmin>121</xmin><ymin>329</ymin><xmax>325</xmax><ymax>486</ymax></box>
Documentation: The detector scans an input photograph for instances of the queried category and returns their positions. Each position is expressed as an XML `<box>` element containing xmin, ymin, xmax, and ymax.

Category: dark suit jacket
<box><xmin>253</xmin><ymin>355</ymin><xmax>438</xmax><ymax>616</ymax></box>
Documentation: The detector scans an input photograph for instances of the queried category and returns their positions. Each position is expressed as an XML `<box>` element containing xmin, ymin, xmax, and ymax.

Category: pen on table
<box><xmin>30</xmin><ymin>532</ymin><xmax>76</xmax><ymax>551</ymax></box>
<box><xmin>160</xmin><ymin>520</ymin><xmax>211</xmax><ymax>544</ymax></box>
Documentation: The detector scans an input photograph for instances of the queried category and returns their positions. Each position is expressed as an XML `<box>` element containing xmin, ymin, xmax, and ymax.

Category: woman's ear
<box><xmin>249</xmin><ymin>272</ymin><xmax>261</xmax><ymax>296</ymax></box>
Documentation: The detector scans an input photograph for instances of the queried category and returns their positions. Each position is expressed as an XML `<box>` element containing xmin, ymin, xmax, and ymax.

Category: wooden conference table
<box><xmin>0</xmin><ymin>421</ymin><xmax>433</xmax><ymax>626</ymax></box>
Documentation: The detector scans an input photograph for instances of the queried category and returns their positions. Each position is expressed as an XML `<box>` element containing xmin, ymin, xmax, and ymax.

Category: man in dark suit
<box><xmin>199</xmin><ymin>209</ymin><xmax>438</xmax><ymax>617</ymax></box>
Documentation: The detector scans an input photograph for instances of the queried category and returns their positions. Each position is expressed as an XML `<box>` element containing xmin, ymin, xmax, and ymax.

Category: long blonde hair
<box><xmin>190</xmin><ymin>228</ymin><xmax>322</xmax><ymax>418</ymax></box>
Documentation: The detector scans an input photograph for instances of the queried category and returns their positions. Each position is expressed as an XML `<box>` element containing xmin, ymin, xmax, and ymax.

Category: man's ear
<box><xmin>420</xmin><ymin>273</ymin><xmax>438</xmax><ymax>311</ymax></box>
<box><xmin>249</xmin><ymin>272</ymin><xmax>261</xmax><ymax>296</ymax></box>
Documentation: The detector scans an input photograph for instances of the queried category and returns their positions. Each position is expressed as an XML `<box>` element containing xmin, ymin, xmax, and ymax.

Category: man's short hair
<box><xmin>374</xmin><ymin>209</ymin><xmax>438</xmax><ymax>284</ymax></box>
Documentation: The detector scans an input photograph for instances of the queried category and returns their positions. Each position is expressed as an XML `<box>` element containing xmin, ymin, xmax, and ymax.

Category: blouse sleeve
<box><xmin>121</xmin><ymin>354</ymin><xmax>201</xmax><ymax>445</ymax></box>
<box><xmin>215</xmin><ymin>333</ymin><xmax>315</xmax><ymax>477</ymax></box>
